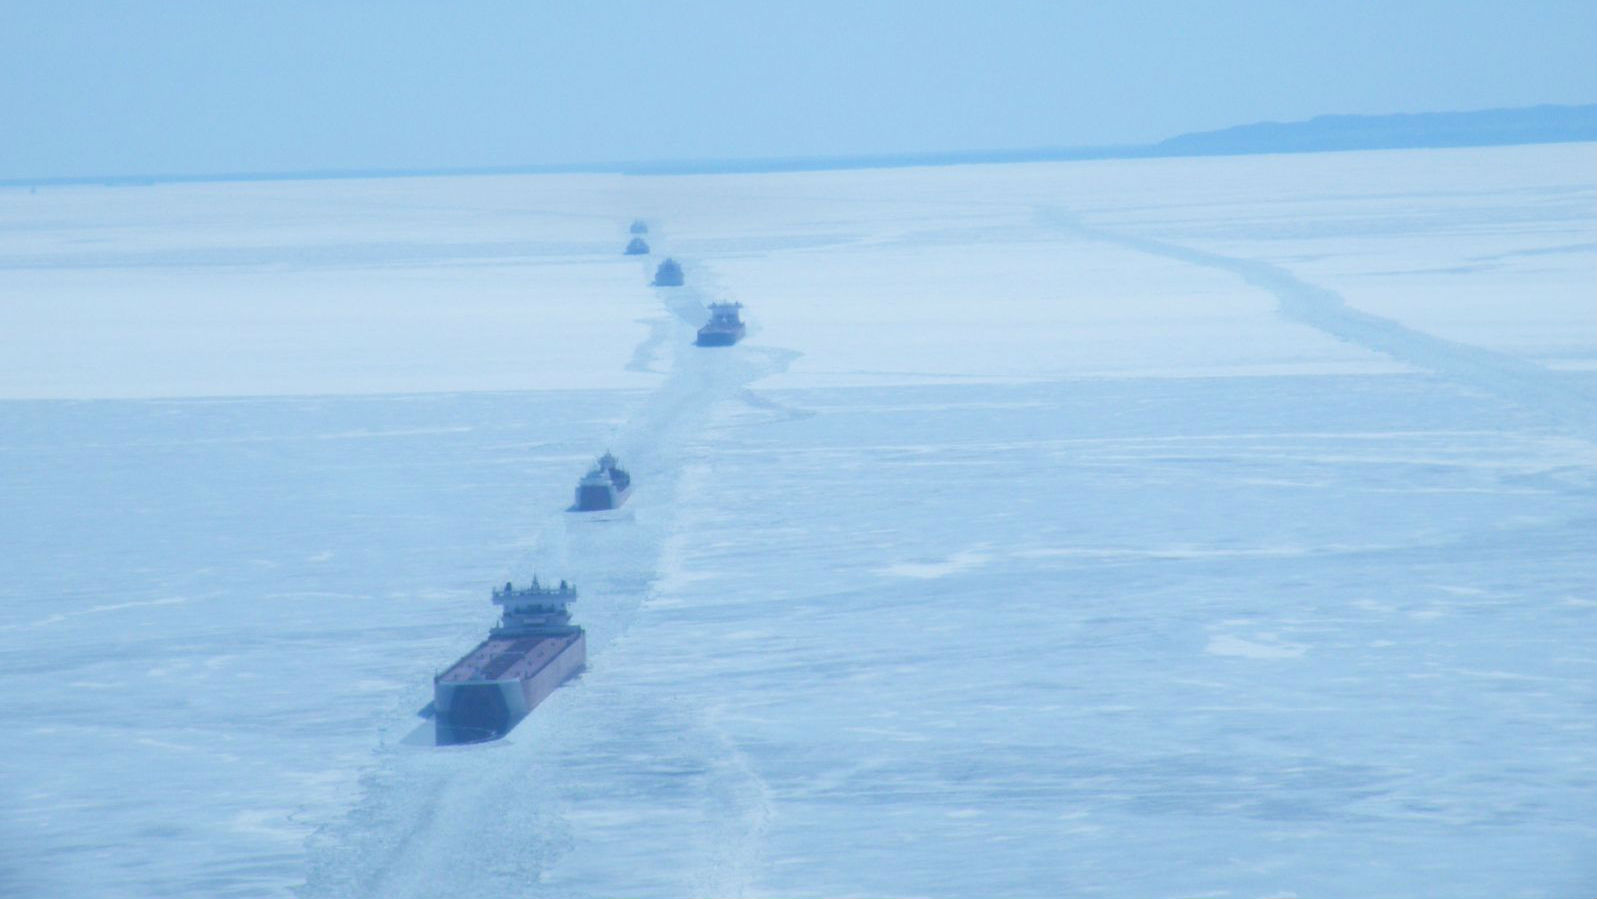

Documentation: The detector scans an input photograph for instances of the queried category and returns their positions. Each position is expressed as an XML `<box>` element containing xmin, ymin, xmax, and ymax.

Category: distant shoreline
<box><xmin>5</xmin><ymin>103</ymin><xmax>1593</xmax><ymax>189</ymax></box>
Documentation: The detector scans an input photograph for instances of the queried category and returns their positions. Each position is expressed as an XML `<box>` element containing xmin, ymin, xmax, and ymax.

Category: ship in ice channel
<box><xmin>433</xmin><ymin>577</ymin><xmax>585</xmax><ymax>745</ymax></box>
<box><xmin>569</xmin><ymin>451</ymin><xmax>632</xmax><ymax>512</ymax></box>
<box><xmin>696</xmin><ymin>301</ymin><xmax>746</xmax><ymax>346</ymax></box>
<box><xmin>652</xmin><ymin>258</ymin><xmax>684</xmax><ymax>286</ymax></box>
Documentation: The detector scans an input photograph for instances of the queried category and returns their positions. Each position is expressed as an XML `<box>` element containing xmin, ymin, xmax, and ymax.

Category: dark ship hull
<box><xmin>434</xmin><ymin>631</ymin><xmax>586</xmax><ymax>745</ymax></box>
<box><xmin>695</xmin><ymin>323</ymin><xmax>745</xmax><ymax>346</ymax></box>
<box><xmin>570</xmin><ymin>482</ymin><xmax>632</xmax><ymax>511</ymax></box>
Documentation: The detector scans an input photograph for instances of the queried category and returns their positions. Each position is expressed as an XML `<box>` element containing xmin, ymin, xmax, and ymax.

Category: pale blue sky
<box><xmin>2</xmin><ymin>0</ymin><xmax>1594</xmax><ymax>179</ymax></box>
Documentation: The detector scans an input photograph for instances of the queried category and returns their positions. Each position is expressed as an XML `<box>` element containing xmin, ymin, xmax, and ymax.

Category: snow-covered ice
<box><xmin>1</xmin><ymin>143</ymin><xmax>1593</xmax><ymax>897</ymax></box>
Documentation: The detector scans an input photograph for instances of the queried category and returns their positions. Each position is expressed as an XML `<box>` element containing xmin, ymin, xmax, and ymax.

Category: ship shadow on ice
<box><xmin>563</xmin><ymin>507</ymin><xmax>636</xmax><ymax>525</ymax></box>
<box><xmin>396</xmin><ymin>721</ymin><xmax>511</xmax><ymax>750</ymax></box>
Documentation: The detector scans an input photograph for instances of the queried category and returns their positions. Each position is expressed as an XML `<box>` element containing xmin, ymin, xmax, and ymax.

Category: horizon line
<box><xmin>4</xmin><ymin>102</ymin><xmax>1593</xmax><ymax>190</ymax></box>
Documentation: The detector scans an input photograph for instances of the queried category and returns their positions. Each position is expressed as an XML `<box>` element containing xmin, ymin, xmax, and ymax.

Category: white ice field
<box><xmin>1</xmin><ymin>143</ymin><xmax>1593</xmax><ymax>897</ymax></box>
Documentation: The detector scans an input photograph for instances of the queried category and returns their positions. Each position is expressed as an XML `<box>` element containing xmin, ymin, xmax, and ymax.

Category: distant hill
<box><xmin>624</xmin><ymin>104</ymin><xmax>1597</xmax><ymax>173</ymax></box>
<box><xmin>1150</xmin><ymin>104</ymin><xmax>1597</xmax><ymax>157</ymax></box>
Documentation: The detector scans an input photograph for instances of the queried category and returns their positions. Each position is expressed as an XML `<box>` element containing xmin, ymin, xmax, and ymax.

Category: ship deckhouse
<box><xmin>707</xmin><ymin>301</ymin><xmax>742</xmax><ymax>325</ymax></box>
<box><xmin>491</xmin><ymin>576</ymin><xmax>579</xmax><ymax>636</ymax></box>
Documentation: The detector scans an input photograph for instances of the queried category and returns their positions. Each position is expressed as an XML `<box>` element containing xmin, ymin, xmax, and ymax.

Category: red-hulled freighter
<box><xmin>433</xmin><ymin>577</ymin><xmax>585</xmax><ymax>745</ymax></box>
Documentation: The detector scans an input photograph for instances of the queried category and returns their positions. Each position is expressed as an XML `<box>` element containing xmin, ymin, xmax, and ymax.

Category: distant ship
<box><xmin>629</xmin><ymin>220</ymin><xmax>649</xmax><ymax>235</ymax></box>
<box><xmin>570</xmin><ymin>452</ymin><xmax>632</xmax><ymax>511</ymax></box>
<box><xmin>433</xmin><ymin>577</ymin><xmax>585</xmax><ymax>745</ymax></box>
<box><xmin>652</xmin><ymin>258</ymin><xmax>684</xmax><ymax>287</ymax></box>
<box><xmin>624</xmin><ymin>237</ymin><xmax>650</xmax><ymax>255</ymax></box>
<box><xmin>696</xmin><ymin>302</ymin><xmax>746</xmax><ymax>346</ymax></box>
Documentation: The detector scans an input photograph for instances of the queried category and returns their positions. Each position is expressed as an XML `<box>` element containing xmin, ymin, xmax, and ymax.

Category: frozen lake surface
<box><xmin>1</xmin><ymin>143</ymin><xmax>1593</xmax><ymax>897</ymax></box>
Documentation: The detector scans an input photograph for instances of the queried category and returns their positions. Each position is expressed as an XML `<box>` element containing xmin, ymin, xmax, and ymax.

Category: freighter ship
<box><xmin>433</xmin><ymin>577</ymin><xmax>585</xmax><ymax>745</ymax></box>
<box><xmin>624</xmin><ymin>236</ymin><xmax>650</xmax><ymax>255</ymax></box>
<box><xmin>696</xmin><ymin>301</ymin><xmax>746</xmax><ymax>346</ymax></box>
<box><xmin>652</xmin><ymin>258</ymin><xmax>684</xmax><ymax>286</ymax></box>
<box><xmin>569</xmin><ymin>452</ymin><xmax>632</xmax><ymax>511</ymax></box>
<box><xmin>629</xmin><ymin>220</ymin><xmax>649</xmax><ymax>234</ymax></box>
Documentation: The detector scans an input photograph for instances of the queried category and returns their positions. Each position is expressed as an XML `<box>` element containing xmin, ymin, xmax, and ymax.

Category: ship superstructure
<box><xmin>433</xmin><ymin>577</ymin><xmax>586</xmax><ymax>744</ymax></box>
<box><xmin>570</xmin><ymin>452</ymin><xmax>632</xmax><ymax>511</ymax></box>
<box><xmin>696</xmin><ymin>301</ymin><xmax>746</xmax><ymax>346</ymax></box>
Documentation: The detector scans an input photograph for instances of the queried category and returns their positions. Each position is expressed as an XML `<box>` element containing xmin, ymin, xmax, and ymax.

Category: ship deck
<box><xmin>437</xmin><ymin>632</ymin><xmax>580</xmax><ymax>684</ymax></box>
